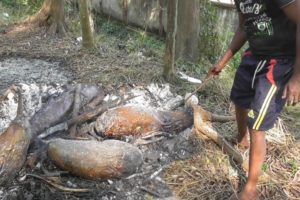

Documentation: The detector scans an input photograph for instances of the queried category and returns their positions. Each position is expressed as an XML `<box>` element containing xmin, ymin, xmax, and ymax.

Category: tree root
<box><xmin>24</xmin><ymin>0</ymin><xmax>67</xmax><ymax>37</ymax></box>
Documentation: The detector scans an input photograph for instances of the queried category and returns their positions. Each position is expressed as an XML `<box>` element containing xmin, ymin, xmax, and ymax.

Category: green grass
<box><xmin>0</xmin><ymin>1</ymin><xmax>42</xmax><ymax>26</ymax></box>
<box><xmin>289</xmin><ymin>160</ymin><xmax>299</xmax><ymax>176</ymax></box>
<box><xmin>284</xmin><ymin>104</ymin><xmax>300</xmax><ymax>115</ymax></box>
<box><xmin>262</xmin><ymin>163</ymin><xmax>269</xmax><ymax>173</ymax></box>
<box><xmin>95</xmin><ymin>18</ymin><xmax>165</xmax><ymax>56</ymax></box>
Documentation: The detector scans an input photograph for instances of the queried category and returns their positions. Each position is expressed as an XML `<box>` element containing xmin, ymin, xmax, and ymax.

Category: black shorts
<box><xmin>230</xmin><ymin>51</ymin><xmax>294</xmax><ymax>131</ymax></box>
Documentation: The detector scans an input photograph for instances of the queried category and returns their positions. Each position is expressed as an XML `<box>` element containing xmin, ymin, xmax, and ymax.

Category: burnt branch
<box><xmin>67</xmin><ymin>95</ymin><xmax>136</xmax><ymax>128</ymax></box>
<box><xmin>69</xmin><ymin>84</ymin><xmax>82</xmax><ymax>137</ymax></box>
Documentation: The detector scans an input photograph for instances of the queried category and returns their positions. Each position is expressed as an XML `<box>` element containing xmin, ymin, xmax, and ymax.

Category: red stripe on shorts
<box><xmin>267</xmin><ymin>59</ymin><xmax>277</xmax><ymax>85</ymax></box>
<box><xmin>242</xmin><ymin>51</ymin><xmax>253</xmax><ymax>57</ymax></box>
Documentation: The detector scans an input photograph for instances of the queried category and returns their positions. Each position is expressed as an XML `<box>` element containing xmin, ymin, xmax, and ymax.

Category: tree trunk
<box><xmin>158</xmin><ymin>0</ymin><xmax>164</xmax><ymax>36</ymax></box>
<box><xmin>176</xmin><ymin>0</ymin><xmax>200</xmax><ymax>62</ymax></box>
<box><xmin>26</xmin><ymin>0</ymin><xmax>67</xmax><ymax>36</ymax></box>
<box><xmin>163</xmin><ymin>0</ymin><xmax>178</xmax><ymax>81</ymax></box>
<box><xmin>122</xmin><ymin>0</ymin><xmax>129</xmax><ymax>25</ymax></box>
<box><xmin>79</xmin><ymin>0</ymin><xmax>95</xmax><ymax>50</ymax></box>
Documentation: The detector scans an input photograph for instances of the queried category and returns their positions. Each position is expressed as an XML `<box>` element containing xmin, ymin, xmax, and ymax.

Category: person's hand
<box><xmin>282</xmin><ymin>74</ymin><xmax>300</xmax><ymax>106</ymax></box>
<box><xmin>208</xmin><ymin>63</ymin><xmax>224</xmax><ymax>77</ymax></box>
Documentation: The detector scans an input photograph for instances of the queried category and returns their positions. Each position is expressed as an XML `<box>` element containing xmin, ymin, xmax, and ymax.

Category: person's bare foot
<box><xmin>238</xmin><ymin>185</ymin><xmax>258</xmax><ymax>200</ymax></box>
<box><xmin>228</xmin><ymin>136</ymin><xmax>250</xmax><ymax>150</ymax></box>
<box><xmin>237</xmin><ymin>134</ymin><xmax>250</xmax><ymax>150</ymax></box>
<box><xmin>228</xmin><ymin>185</ymin><xmax>258</xmax><ymax>200</ymax></box>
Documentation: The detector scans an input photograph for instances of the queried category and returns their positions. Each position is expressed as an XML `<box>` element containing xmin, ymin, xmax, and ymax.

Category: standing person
<box><xmin>209</xmin><ymin>0</ymin><xmax>300</xmax><ymax>199</ymax></box>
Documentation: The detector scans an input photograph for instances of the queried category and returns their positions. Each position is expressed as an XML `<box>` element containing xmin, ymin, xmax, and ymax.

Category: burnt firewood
<box><xmin>94</xmin><ymin>106</ymin><xmax>193</xmax><ymax>137</ymax></box>
<box><xmin>67</xmin><ymin>95</ymin><xmax>136</xmax><ymax>128</ymax></box>
<box><xmin>0</xmin><ymin>88</ymin><xmax>31</xmax><ymax>186</ymax></box>
<box><xmin>48</xmin><ymin>139</ymin><xmax>143</xmax><ymax>179</ymax></box>
<box><xmin>69</xmin><ymin>84</ymin><xmax>82</xmax><ymax>137</ymax></box>
<box><xmin>30</xmin><ymin>84</ymin><xmax>104</xmax><ymax>136</ymax></box>
<box><xmin>84</xmin><ymin>93</ymin><xmax>106</xmax><ymax>112</ymax></box>
<box><xmin>38</xmin><ymin>96</ymin><xmax>135</xmax><ymax>139</ymax></box>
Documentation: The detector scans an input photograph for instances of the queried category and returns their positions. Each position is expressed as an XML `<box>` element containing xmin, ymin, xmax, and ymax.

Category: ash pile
<box><xmin>0</xmin><ymin>83</ymin><xmax>197</xmax><ymax>200</ymax></box>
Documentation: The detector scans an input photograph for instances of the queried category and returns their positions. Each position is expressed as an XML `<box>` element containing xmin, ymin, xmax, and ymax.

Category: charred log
<box><xmin>95</xmin><ymin>106</ymin><xmax>193</xmax><ymax>137</ymax></box>
<box><xmin>48</xmin><ymin>139</ymin><xmax>143</xmax><ymax>179</ymax></box>
<box><xmin>67</xmin><ymin>95</ymin><xmax>136</xmax><ymax>128</ymax></box>
<box><xmin>30</xmin><ymin>84</ymin><xmax>104</xmax><ymax>137</ymax></box>
<box><xmin>69</xmin><ymin>84</ymin><xmax>82</xmax><ymax>137</ymax></box>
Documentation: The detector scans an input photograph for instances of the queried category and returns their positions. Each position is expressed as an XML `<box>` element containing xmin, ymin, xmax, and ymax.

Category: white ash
<box><xmin>126</xmin><ymin>83</ymin><xmax>184</xmax><ymax>110</ymax></box>
<box><xmin>0</xmin><ymin>58</ymin><xmax>73</xmax><ymax>92</ymax></box>
<box><xmin>0</xmin><ymin>84</ymin><xmax>63</xmax><ymax>133</ymax></box>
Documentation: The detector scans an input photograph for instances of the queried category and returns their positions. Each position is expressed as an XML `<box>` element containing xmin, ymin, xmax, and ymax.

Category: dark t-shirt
<box><xmin>234</xmin><ymin>0</ymin><xmax>296</xmax><ymax>56</ymax></box>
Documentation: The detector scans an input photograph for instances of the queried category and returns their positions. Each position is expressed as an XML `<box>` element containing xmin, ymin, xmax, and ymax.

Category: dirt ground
<box><xmin>0</xmin><ymin>22</ymin><xmax>181</xmax><ymax>200</ymax></box>
<box><xmin>0</xmin><ymin>19</ymin><xmax>299</xmax><ymax>200</ymax></box>
<box><xmin>0</xmin><ymin>21</ymin><xmax>165</xmax><ymax>86</ymax></box>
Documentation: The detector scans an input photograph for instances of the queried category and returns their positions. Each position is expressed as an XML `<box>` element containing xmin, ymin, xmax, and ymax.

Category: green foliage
<box><xmin>199</xmin><ymin>0</ymin><xmax>219</xmax><ymax>63</ymax></box>
<box><xmin>99</xmin><ymin>19</ymin><xmax>127</xmax><ymax>37</ymax></box>
<box><xmin>179</xmin><ymin>0</ymin><xmax>244</xmax><ymax>90</ymax></box>
<box><xmin>262</xmin><ymin>163</ymin><xmax>269</xmax><ymax>173</ymax></box>
<box><xmin>1</xmin><ymin>0</ymin><xmax>42</xmax><ymax>10</ymax></box>
<box><xmin>199</xmin><ymin>0</ymin><xmax>242</xmax><ymax>67</ymax></box>
<box><xmin>289</xmin><ymin>160</ymin><xmax>298</xmax><ymax>176</ymax></box>
<box><xmin>177</xmin><ymin>60</ymin><xmax>206</xmax><ymax>77</ymax></box>
<box><xmin>96</xmin><ymin>18</ymin><xmax>165</xmax><ymax>56</ymax></box>
<box><xmin>0</xmin><ymin>0</ymin><xmax>43</xmax><ymax>25</ymax></box>
<box><xmin>285</xmin><ymin>104</ymin><xmax>300</xmax><ymax>114</ymax></box>
<box><xmin>1</xmin><ymin>0</ymin><xmax>14</xmax><ymax>7</ymax></box>
<box><xmin>127</xmin><ymin>32</ymin><xmax>165</xmax><ymax>55</ymax></box>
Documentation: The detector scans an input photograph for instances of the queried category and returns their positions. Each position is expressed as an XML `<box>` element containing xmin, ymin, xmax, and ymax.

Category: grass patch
<box><xmin>0</xmin><ymin>1</ymin><xmax>42</xmax><ymax>26</ymax></box>
<box><xmin>95</xmin><ymin>18</ymin><xmax>165</xmax><ymax>57</ymax></box>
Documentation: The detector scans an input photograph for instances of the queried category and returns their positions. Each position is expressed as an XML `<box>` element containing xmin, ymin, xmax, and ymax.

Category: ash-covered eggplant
<box><xmin>95</xmin><ymin>106</ymin><xmax>193</xmax><ymax>137</ymax></box>
<box><xmin>30</xmin><ymin>84</ymin><xmax>105</xmax><ymax>136</ymax></box>
<box><xmin>0</xmin><ymin>88</ymin><xmax>31</xmax><ymax>186</ymax></box>
<box><xmin>48</xmin><ymin>139</ymin><xmax>143</xmax><ymax>179</ymax></box>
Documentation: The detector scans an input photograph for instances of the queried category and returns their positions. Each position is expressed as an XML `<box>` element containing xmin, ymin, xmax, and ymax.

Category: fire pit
<box><xmin>0</xmin><ymin>82</ymin><xmax>199</xmax><ymax>199</ymax></box>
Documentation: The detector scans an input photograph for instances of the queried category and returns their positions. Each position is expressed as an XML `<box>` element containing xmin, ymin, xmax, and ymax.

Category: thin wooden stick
<box><xmin>26</xmin><ymin>174</ymin><xmax>92</xmax><ymax>193</ymax></box>
<box><xmin>67</xmin><ymin>95</ymin><xmax>137</xmax><ymax>127</ymax></box>
<box><xmin>85</xmin><ymin>93</ymin><xmax>105</xmax><ymax>111</ymax></box>
<box><xmin>211</xmin><ymin>114</ymin><xmax>235</xmax><ymax>123</ymax></box>
<box><xmin>38</xmin><ymin>95</ymin><xmax>137</xmax><ymax>139</ymax></box>
<box><xmin>185</xmin><ymin>75</ymin><xmax>213</xmax><ymax>102</ymax></box>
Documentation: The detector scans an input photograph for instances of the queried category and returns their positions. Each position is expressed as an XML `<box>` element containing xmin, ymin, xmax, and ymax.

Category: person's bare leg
<box><xmin>238</xmin><ymin>130</ymin><xmax>266</xmax><ymax>200</ymax></box>
<box><xmin>235</xmin><ymin>105</ymin><xmax>250</xmax><ymax>148</ymax></box>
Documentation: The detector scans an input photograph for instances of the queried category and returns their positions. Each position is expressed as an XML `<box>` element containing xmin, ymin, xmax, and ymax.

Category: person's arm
<box><xmin>281</xmin><ymin>1</ymin><xmax>300</xmax><ymax>105</ymax></box>
<box><xmin>209</xmin><ymin>13</ymin><xmax>247</xmax><ymax>76</ymax></box>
